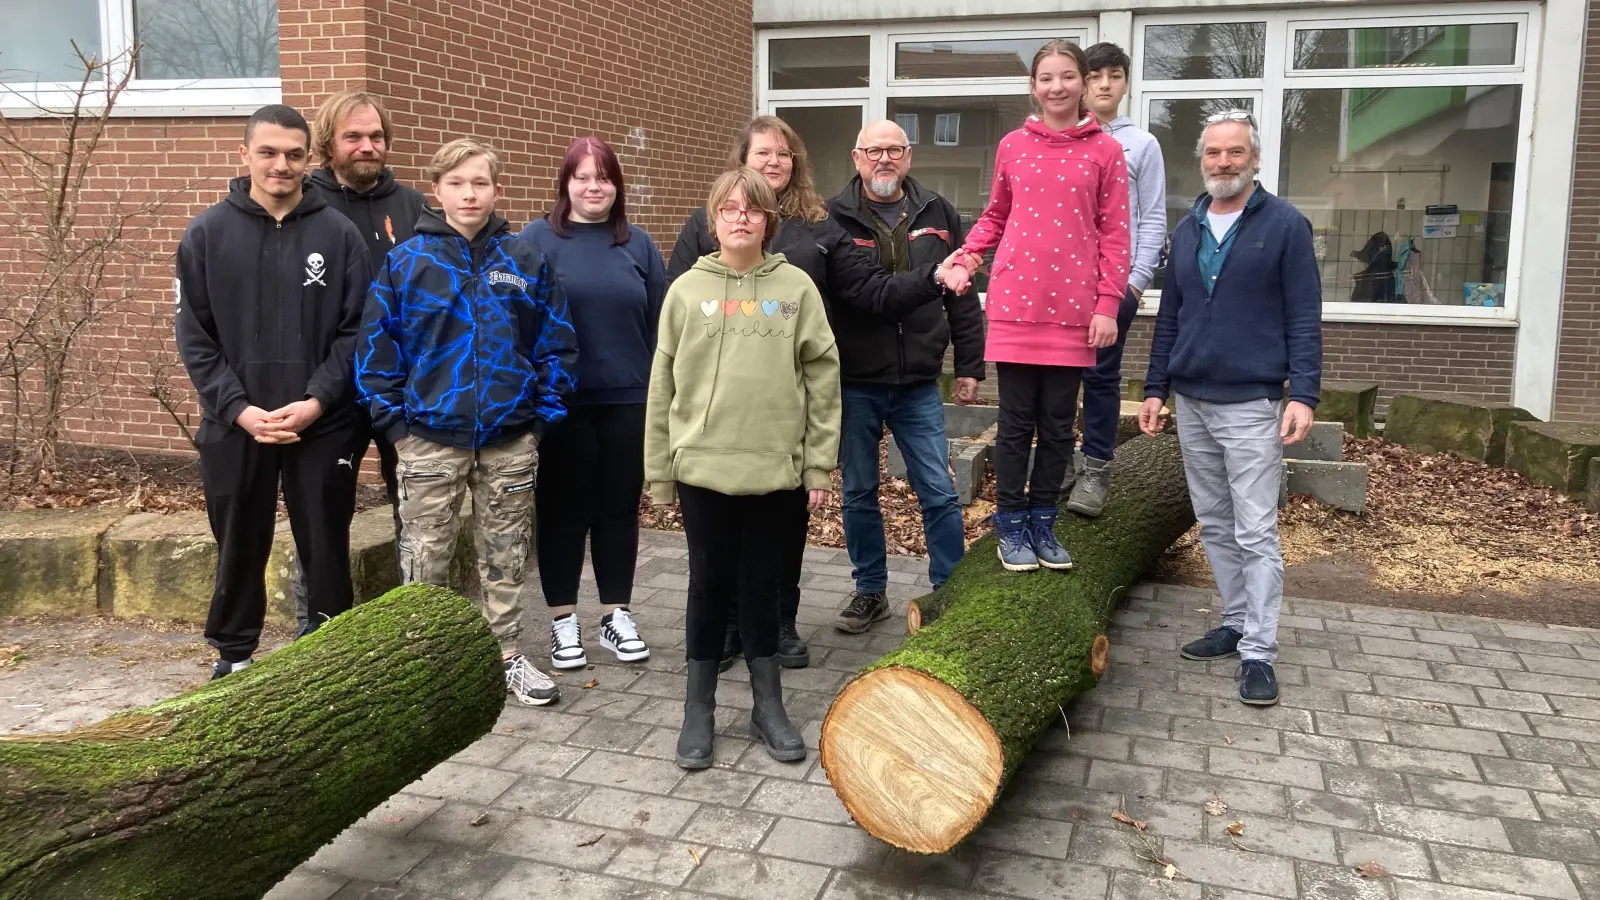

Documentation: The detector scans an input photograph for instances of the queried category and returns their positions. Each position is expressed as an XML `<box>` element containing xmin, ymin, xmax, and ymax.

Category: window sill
<box><xmin>976</xmin><ymin>294</ymin><xmax>1520</xmax><ymax>327</ymax></box>
<box><xmin>0</xmin><ymin>79</ymin><xmax>282</xmax><ymax>119</ymax></box>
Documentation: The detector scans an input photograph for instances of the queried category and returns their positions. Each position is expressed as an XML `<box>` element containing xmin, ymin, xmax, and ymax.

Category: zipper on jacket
<box><xmin>464</xmin><ymin>234</ymin><xmax>483</xmax><ymax>446</ymax></box>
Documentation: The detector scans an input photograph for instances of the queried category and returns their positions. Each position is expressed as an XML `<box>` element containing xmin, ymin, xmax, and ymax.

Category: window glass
<box><xmin>934</xmin><ymin>113</ymin><xmax>961</xmax><ymax>146</ymax></box>
<box><xmin>135</xmin><ymin>0</ymin><xmax>280</xmax><ymax>79</ymax></box>
<box><xmin>894</xmin><ymin>37</ymin><xmax>1077</xmax><ymax>80</ymax></box>
<box><xmin>0</xmin><ymin>0</ymin><xmax>101</xmax><ymax>83</ymax></box>
<box><xmin>1142</xmin><ymin>23</ymin><xmax>1267</xmax><ymax>80</ymax></box>
<box><xmin>895</xmin><ymin>113</ymin><xmax>921</xmax><ymax>144</ymax></box>
<box><xmin>885</xmin><ymin>95</ymin><xmax>1032</xmax><ymax>222</ymax></box>
<box><xmin>1292</xmin><ymin>23</ymin><xmax>1517</xmax><ymax>70</ymax></box>
<box><xmin>1145</xmin><ymin>97</ymin><xmax>1257</xmax><ymax>289</ymax></box>
<box><xmin>770</xmin><ymin>36</ymin><xmax>870</xmax><ymax>90</ymax></box>
<box><xmin>773</xmin><ymin>105</ymin><xmax>863</xmax><ymax>200</ymax></box>
<box><xmin>1280</xmin><ymin>85</ymin><xmax>1522</xmax><ymax>307</ymax></box>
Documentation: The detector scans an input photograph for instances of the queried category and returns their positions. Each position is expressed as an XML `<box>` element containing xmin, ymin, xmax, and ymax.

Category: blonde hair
<box><xmin>427</xmin><ymin>138</ymin><xmax>502</xmax><ymax>184</ymax></box>
<box><xmin>312</xmin><ymin>92</ymin><xmax>396</xmax><ymax>166</ymax></box>
<box><xmin>729</xmin><ymin>115</ymin><xmax>828</xmax><ymax>224</ymax></box>
<box><xmin>706</xmin><ymin>168</ymin><xmax>781</xmax><ymax>250</ymax></box>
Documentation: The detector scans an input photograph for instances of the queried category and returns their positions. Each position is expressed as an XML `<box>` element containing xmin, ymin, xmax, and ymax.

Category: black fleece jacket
<box><xmin>306</xmin><ymin>167</ymin><xmax>428</xmax><ymax>266</ymax></box>
<box><xmin>175</xmin><ymin>176</ymin><xmax>372</xmax><ymax>436</ymax></box>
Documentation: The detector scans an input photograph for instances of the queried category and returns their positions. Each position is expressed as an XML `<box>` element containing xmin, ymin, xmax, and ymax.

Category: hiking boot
<box><xmin>1027</xmin><ymin>507</ymin><xmax>1074</xmax><ymax>571</ymax></box>
<box><xmin>835</xmin><ymin>590</ymin><xmax>889</xmax><ymax>633</ymax></box>
<box><xmin>504</xmin><ymin>653</ymin><xmax>560</xmax><ymax>706</ymax></box>
<box><xmin>1066</xmin><ymin>456</ymin><xmax>1112</xmax><ymax>517</ymax></box>
<box><xmin>993</xmin><ymin>510</ymin><xmax>1039</xmax><ymax>572</ymax></box>
<box><xmin>677</xmin><ymin>659</ymin><xmax>719</xmax><ymax>769</ymax></box>
<box><xmin>719</xmin><ymin>624</ymin><xmax>741</xmax><ymax>673</ymax></box>
<box><xmin>550</xmin><ymin>614</ymin><xmax>587</xmax><ymax>670</ymax></box>
<box><xmin>747</xmin><ymin>655</ymin><xmax>806</xmax><ymax>762</ymax></box>
<box><xmin>1239</xmin><ymin>660</ymin><xmax>1280</xmax><ymax>706</ymax></box>
<box><xmin>600</xmin><ymin>608</ymin><xmax>650</xmax><ymax>663</ymax></box>
<box><xmin>777</xmin><ymin>619</ymin><xmax>810</xmax><ymax>669</ymax></box>
<box><xmin>1181</xmin><ymin>625</ymin><xmax>1243</xmax><ymax>661</ymax></box>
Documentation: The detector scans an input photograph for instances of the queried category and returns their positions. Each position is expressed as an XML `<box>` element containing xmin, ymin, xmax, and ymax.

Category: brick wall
<box><xmin>0</xmin><ymin>0</ymin><xmax>753</xmax><ymax>455</ymax></box>
<box><xmin>1555</xmin><ymin>0</ymin><xmax>1600</xmax><ymax>421</ymax></box>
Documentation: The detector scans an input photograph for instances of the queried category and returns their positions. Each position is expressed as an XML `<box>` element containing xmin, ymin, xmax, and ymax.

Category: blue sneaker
<box><xmin>993</xmin><ymin>511</ymin><xmax>1039</xmax><ymax>572</ymax></box>
<box><xmin>1027</xmin><ymin>507</ymin><xmax>1074</xmax><ymax>571</ymax></box>
<box><xmin>1181</xmin><ymin>626</ymin><xmax>1243</xmax><ymax>661</ymax></box>
<box><xmin>1239</xmin><ymin>660</ymin><xmax>1280</xmax><ymax>706</ymax></box>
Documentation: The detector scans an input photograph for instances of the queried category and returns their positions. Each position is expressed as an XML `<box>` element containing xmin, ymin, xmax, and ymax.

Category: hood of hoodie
<box><xmin>1023</xmin><ymin>114</ymin><xmax>1103</xmax><ymax>145</ymax></box>
<box><xmin>1103</xmin><ymin>115</ymin><xmax>1138</xmax><ymax>134</ymax></box>
<box><xmin>415</xmin><ymin>205</ymin><xmax>512</xmax><ymax>254</ymax></box>
<box><xmin>223</xmin><ymin>174</ymin><xmax>328</xmax><ymax>221</ymax></box>
<box><xmin>688</xmin><ymin>251</ymin><xmax>790</xmax><ymax>280</ymax></box>
<box><xmin>308</xmin><ymin>166</ymin><xmax>405</xmax><ymax>199</ymax></box>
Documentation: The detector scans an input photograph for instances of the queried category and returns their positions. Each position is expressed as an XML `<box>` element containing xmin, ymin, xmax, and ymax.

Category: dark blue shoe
<box><xmin>993</xmin><ymin>511</ymin><xmax>1039</xmax><ymax>572</ymax></box>
<box><xmin>1027</xmin><ymin>507</ymin><xmax>1074</xmax><ymax>570</ymax></box>
<box><xmin>1239</xmin><ymin>660</ymin><xmax>1279</xmax><ymax>706</ymax></box>
<box><xmin>1180</xmin><ymin>625</ymin><xmax>1242</xmax><ymax>661</ymax></box>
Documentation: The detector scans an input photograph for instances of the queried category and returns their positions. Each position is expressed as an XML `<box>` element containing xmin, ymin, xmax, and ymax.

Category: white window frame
<box><xmin>933</xmin><ymin>112</ymin><xmax>961</xmax><ymax>145</ymax></box>
<box><xmin>1131</xmin><ymin>3</ymin><xmax>1539</xmax><ymax>327</ymax></box>
<box><xmin>0</xmin><ymin>0</ymin><xmax>281</xmax><ymax>117</ymax></box>
<box><xmin>895</xmin><ymin>112</ymin><xmax>921</xmax><ymax>144</ymax></box>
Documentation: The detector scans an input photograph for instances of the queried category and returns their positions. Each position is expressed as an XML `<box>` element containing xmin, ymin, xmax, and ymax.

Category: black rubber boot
<box><xmin>676</xmin><ymin>660</ymin><xmax>720</xmax><ymax>769</ymax></box>
<box><xmin>718</xmin><ymin>624</ymin><xmax>741</xmax><ymax>673</ymax></box>
<box><xmin>747</xmin><ymin>655</ymin><xmax>806</xmax><ymax>762</ymax></box>
<box><xmin>776</xmin><ymin>618</ymin><xmax>810</xmax><ymax>668</ymax></box>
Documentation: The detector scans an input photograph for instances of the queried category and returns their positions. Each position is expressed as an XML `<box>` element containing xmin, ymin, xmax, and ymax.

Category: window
<box><xmin>773</xmin><ymin>104</ymin><xmax>865</xmax><ymax>200</ymax></box>
<box><xmin>1134</xmin><ymin>8</ymin><xmax>1537</xmax><ymax>321</ymax></box>
<box><xmin>895</xmin><ymin>113</ymin><xmax>921</xmax><ymax>145</ymax></box>
<box><xmin>0</xmin><ymin>0</ymin><xmax>280</xmax><ymax>115</ymax></box>
<box><xmin>768</xmin><ymin>36</ymin><xmax>870</xmax><ymax>90</ymax></box>
<box><xmin>934</xmin><ymin>113</ymin><xmax>961</xmax><ymax>146</ymax></box>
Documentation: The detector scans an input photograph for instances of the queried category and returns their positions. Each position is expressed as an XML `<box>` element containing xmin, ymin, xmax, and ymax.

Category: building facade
<box><xmin>0</xmin><ymin>0</ymin><xmax>753</xmax><ymax>453</ymax></box>
<box><xmin>756</xmin><ymin>0</ymin><xmax>1598</xmax><ymax>420</ymax></box>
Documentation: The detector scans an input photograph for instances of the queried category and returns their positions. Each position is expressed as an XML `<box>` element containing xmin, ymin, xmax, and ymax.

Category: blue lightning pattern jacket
<box><xmin>357</xmin><ymin>208</ymin><xmax>578</xmax><ymax>450</ymax></box>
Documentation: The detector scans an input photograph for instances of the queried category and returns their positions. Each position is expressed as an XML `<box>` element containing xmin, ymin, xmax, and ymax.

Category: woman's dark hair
<box><xmin>1029</xmin><ymin>40</ymin><xmax>1092</xmax><ymax>120</ymax></box>
<box><xmin>548</xmin><ymin>136</ymin><xmax>630</xmax><ymax>245</ymax></box>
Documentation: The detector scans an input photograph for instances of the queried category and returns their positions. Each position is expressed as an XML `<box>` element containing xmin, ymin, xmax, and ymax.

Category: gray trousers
<box><xmin>1174</xmin><ymin>394</ymin><xmax>1284</xmax><ymax>664</ymax></box>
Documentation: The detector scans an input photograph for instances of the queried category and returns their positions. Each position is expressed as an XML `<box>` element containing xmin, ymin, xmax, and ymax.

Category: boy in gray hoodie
<box><xmin>1069</xmin><ymin>41</ymin><xmax>1168</xmax><ymax>517</ymax></box>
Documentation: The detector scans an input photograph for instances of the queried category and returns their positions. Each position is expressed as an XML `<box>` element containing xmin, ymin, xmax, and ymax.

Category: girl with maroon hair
<box><xmin>522</xmin><ymin>136</ymin><xmax>664</xmax><ymax>672</ymax></box>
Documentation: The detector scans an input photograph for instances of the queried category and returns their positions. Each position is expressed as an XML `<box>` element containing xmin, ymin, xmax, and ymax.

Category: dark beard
<box><xmin>335</xmin><ymin>159</ymin><xmax>383</xmax><ymax>189</ymax></box>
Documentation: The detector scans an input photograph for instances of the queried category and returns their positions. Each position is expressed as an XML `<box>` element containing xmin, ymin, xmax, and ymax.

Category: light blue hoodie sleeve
<box><xmin>1110</xmin><ymin>118</ymin><xmax>1168</xmax><ymax>294</ymax></box>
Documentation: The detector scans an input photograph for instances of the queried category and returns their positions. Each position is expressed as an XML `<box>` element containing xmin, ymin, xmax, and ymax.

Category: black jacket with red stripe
<box><xmin>829</xmin><ymin>175</ymin><xmax>985</xmax><ymax>385</ymax></box>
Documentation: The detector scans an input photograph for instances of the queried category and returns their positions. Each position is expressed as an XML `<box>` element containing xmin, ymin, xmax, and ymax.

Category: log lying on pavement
<box><xmin>0</xmin><ymin>583</ymin><xmax>505</xmax><ymax>900</ymax></box>
<box><xmin>820</xmin><ymin>434</ymin><xmax>1194</xmax><ymax>854</ymax></box>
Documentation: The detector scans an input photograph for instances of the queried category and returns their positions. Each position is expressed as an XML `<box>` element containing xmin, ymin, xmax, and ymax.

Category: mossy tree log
<box><xmin>821</xmin><ymin>434</ymin><xmax>1194</xmax><ymax>854</ymax></box>
<box><xmin>0</xmin><ymin>584</ymin><xmax>504</xmax><ymax>900</ymax></box>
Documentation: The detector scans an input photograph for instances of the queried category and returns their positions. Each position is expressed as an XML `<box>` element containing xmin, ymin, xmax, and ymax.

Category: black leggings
<box><xmin>994</xmin><ymin>362</ymin><xmax>1083</xmax><ymax>513</ymax></box>
<box><xmin>535</xmin><ymin>403</ymin><xmax>646</xmax><ymax>608</ymax></box>
<box><xmin>679</xmin><ymin>483</ymin><xmax>807</xmax><ymax>663</ymax></box>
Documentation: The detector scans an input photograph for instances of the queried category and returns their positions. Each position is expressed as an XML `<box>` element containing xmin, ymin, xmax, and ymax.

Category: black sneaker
<box><xmin>1180</xmin><ymin>625</ymin><xmax>1243</xmax><ymax>661</ymax></box>
<box><xmin>835</xmin><ymin>590</ymin><xmax>889</xmax><ymax>634</ymax></box>
<box><xmin>777</xmin><ymin>619</ymin><xmax>809</xmax><ymax>669</ymax></box>
<box><xmin>211</xmin><ymin>658</ymin><xmax>251</xmax><ymax>681</ymax></box>
<box><xmin>1239</xmin><ymin>660</ymin><xmax>1280</xmax><ymax>706</ymax></box>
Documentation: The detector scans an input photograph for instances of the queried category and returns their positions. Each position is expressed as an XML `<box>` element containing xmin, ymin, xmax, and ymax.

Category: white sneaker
<box><xmin>550</xmin><ymin>615</ymin><xmax>588</xmax><ymax>670</ymax></box>
<box><xmin>504</xmin><ymin>654</ymin><xmax>559</xmax><ymax>706</ymax></box>
<box><xmin>600</xmin><ymin>608</ymin><xmax>650</xmax><ymax>663</ymax></box>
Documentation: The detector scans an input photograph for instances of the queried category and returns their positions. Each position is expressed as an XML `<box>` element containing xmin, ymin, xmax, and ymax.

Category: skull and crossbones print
<box><xmin>303</xmin><ymin>252</ymin><xmax>327</xmax><ymax>287</ymax></box>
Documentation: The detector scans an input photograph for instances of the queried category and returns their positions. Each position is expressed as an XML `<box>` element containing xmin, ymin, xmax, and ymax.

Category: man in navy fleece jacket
<box><xmin>1138</xmin><ymin>112</ymin><xmax>1323</xmax><ymax>709</ymax></box>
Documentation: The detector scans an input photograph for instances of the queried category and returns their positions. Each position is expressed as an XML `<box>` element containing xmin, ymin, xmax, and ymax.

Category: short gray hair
<box><xmin>1195</xmin><ymin>112</ymin><xmax>1261</xmax><ymax>158</ymax></box>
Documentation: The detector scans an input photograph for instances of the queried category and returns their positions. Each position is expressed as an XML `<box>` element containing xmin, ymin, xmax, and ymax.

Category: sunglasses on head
<box><xmin>1204</xmin><ymin>110</ymin><xmax>1256</xmax><ymax>127</ymax></box>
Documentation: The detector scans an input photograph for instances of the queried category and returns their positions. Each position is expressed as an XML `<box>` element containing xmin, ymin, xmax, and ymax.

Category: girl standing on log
<box><xmin>646</xmin><ymin>167</ymin><xmax>842</xmax><ymax>769</ymax></box>
<box><xmin>946</xmin><ymin>40</ymin><xmax>1132</xmax><ymax>574</ymax></box>
<box><xmin>522</xmin><ymin>137</ymin><xmax>662</xmax><ymax>673</ymax></box>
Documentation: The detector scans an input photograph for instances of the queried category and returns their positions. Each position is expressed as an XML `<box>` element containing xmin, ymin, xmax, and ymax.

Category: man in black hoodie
<box><xmin>282</xmin><ymin>92</ymin><xmax>428</xmax><ymax>635</ymax></box>
<box><xmin>175</xmin><ymin>104</ymin><xmax>372</xmax><ymax>679</ymax></box>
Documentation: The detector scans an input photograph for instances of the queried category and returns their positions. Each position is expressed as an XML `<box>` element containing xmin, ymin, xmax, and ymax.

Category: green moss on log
<box><xmin>0</xmin><ymin>583</ymin><xmax>504</xmax><ymax>900</ymax></box>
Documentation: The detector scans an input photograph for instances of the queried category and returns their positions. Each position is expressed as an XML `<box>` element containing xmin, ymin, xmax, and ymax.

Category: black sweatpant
<box><xmin>679</xmin><ymin>483</ymin><xmax>807</xmax><ymax>663</ymax></box>
<box><xmin>198</xmin><ymin>420</ymin><xmax>364</xmax><ymax>662</ymax></box>
<box><xmin>994</xmin><ymin>362</ymin><xmax>1084</xmax><ymax>513</ymax></box>
<box><xmin>291</xmin><ymin>423</ymin><xmax>399</xmax><ymax>621</ymax></box>
<box><xmin>535</xmin><ymin>403</ymin><xmax>646</xmax><ymax>608</ymax></box>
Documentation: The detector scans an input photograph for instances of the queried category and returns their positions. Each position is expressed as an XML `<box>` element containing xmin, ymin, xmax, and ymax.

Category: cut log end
<box><xmin>821</xmin><ymin>666</ymin><xmax>1004</xmax><ymax>854</ymax></box>
<box><xmin>906</xmin><ymin>600</ymin><xmax>922</xmax><ymax>636</ymax></box>
<box><xmin>1090</xmin><ymin>634</ymin><xmax>1110</xmax><ymax>676</ymax></box>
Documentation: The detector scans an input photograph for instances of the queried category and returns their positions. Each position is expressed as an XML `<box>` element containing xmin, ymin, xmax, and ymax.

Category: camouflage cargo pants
<box><xmin>396</xmin><ymin>432</ymin><xmax>538</xmax><ymax>653</ymax></box>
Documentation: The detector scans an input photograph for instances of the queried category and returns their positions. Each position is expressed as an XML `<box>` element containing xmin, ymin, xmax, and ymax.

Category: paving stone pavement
<box><xmin>37</xmin><ymin>525</ymin><xmax>1600</xmax><ymax>900</ymax></box>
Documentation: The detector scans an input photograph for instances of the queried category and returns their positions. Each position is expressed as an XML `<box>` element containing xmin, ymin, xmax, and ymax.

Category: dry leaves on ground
<box><xmin>1203</xmin><ymin>795</ymin><xmax>1228</xmax><ymax>817</ymax></box>
<box><xmin>1355</xmin><ymin>862</ymin><xmax>1388</xmax><ymax>879</ymax></box>
<box><xmin>1110</xmin><ymin>810</ymin><xmax>1148</xmax><ymax>831</ymax></box>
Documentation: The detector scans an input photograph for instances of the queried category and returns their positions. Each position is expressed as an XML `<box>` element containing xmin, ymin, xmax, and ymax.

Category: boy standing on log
<box><xmin>1138</xmin><ymin>113</ymin><xmax>1322</xmax><ymax>707</ymax></box>
<box><xmin>175</xmin><ymin>105</ymin><xmax>372</xmax><ymax>680</ymax></box>
<box><xmin>356</xmin><ymin>139</ymin><xmax>578</xmax><ymax>707</ymax></box>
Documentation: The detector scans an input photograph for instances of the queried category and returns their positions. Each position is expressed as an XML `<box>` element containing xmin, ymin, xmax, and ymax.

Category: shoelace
<box><xmin>507</xmin><ymin>655</ymin><xmax>555</xmax><ymax>690</ymax></box>
<box><xmin>843</xmin><ymin>592</ymin><xmax>881</xmax><ymax>617</ymax></box>
<box><xmin>608</xmin><ymin>609</ymin><xmax>641</xmax><ymax>643</ymax></box>
<box><xmin>1031</xmin><ymin>522</ymin><xmax>1063</xmax><ymax>548</ymax></box>
<box><xmin>552</xmin><ymin>616</ymin><xmax>581</xmax><ymax>649</ymax></box>
<box><xmin>1238</xmin><ymin>660</ymin><xmax>1275</xmax><ymax>683</ymax></box>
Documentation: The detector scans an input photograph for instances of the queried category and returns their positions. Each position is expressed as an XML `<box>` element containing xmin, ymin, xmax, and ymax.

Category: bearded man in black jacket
<box><xmin>175</xmin><ymin>104</ymin><xmax>372</xmax><ymax>679</ymax></box>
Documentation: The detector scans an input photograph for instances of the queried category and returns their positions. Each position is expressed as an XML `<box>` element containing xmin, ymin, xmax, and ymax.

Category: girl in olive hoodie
<box><xmin>646</xmin><ymin>167</ymin><xmax>841</xmax><ymax>770</ymax></box>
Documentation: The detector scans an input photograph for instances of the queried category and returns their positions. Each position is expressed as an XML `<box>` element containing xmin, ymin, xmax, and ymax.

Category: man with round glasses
<box><xmin>826</xmin><ymin>119</ymin><xmax>985</xmax><ymax>633</ymax></box>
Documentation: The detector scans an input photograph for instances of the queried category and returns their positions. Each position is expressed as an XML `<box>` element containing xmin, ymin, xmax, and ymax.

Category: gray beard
<box><xmin>867</xmin><ymin>176</ymin><xmax>901</xmax><ymax>200</ymax></box>
<box><xmin>1204</xmin><ymin>170</ymin><xmax>1253</xmax><ymax>200</ymax></box>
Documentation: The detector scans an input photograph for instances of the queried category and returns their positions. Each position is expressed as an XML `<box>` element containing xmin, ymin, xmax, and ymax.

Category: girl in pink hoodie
<box><xmin>949</xmin><ymin>40</ymin><xmax>1131</xmax><ymax>573</ymax></box>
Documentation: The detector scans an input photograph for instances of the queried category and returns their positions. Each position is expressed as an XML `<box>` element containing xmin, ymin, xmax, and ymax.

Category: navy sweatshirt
<box><xmin>1145</xmin><ymin>184</ymin><xmax>1323</xmax><ymax>408</ymax></box>
<box><xmin>521</xmin><ymin>218</ymin><xmax>666</xmax><ymax>406</ymax></box>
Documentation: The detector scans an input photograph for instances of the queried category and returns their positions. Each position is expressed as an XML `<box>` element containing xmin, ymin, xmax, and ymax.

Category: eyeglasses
<box><xmin>1204</xmin><ymin>110</ymin><xmax>1257</xmax><ymax>127</ymax></box>
<box><xmin>748</xmin><ymin>148</ymin><xmax>794</xmax><ymax>162</ymax></box>
<box><xmin>717</xmin><ymin>205</ymin><xmax>769</xmax><ymax>224</ymax></box>
<box><xmin>856</xmin><ymin>145</ymin><xmax>908</xmax><ymax>161</ymax></box>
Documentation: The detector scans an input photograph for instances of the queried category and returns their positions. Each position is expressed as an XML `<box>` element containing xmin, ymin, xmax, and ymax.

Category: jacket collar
<box><xmin>832</xmin><ymin>174</ymin><xmax>933</xmax><ymax>225</ymax></box>
<box><xmin>1189</xmin><ymin>181</ymin><xmax>1271</xmax><ymax>219</ymax></box>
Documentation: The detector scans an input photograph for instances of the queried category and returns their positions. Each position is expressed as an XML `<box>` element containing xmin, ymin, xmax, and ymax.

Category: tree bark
<box><xmin>820</xmin><ymin>434</ymin><xmax>1195</xmax><ymax>854</ymax></box>
<box><xmin>0</xmin><ymin>583</ymin><xmax>505</xmax><ymax>900</ymax></box>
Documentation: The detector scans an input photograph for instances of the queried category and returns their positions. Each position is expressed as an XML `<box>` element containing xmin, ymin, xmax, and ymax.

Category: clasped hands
<box><xmin>942</xmin><ymin>249</ymin><xmax>1118</xmax><ymax>349</ymax></box>
<box><xmin>236</xmin><ymin>397</ymin><xmax>323</xmax><ymax>444</ymax></box>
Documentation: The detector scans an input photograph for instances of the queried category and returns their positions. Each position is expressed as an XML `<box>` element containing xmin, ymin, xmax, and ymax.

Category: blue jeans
<box><xmin>1079</xmin><ymin>289</ymin><xmax>1140</xmax><ymax>462</ymax></box>
<box><xmin>839</xmin><ymin>381</ymin><xmax>966</xmax><ymax>593</ymax></box>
